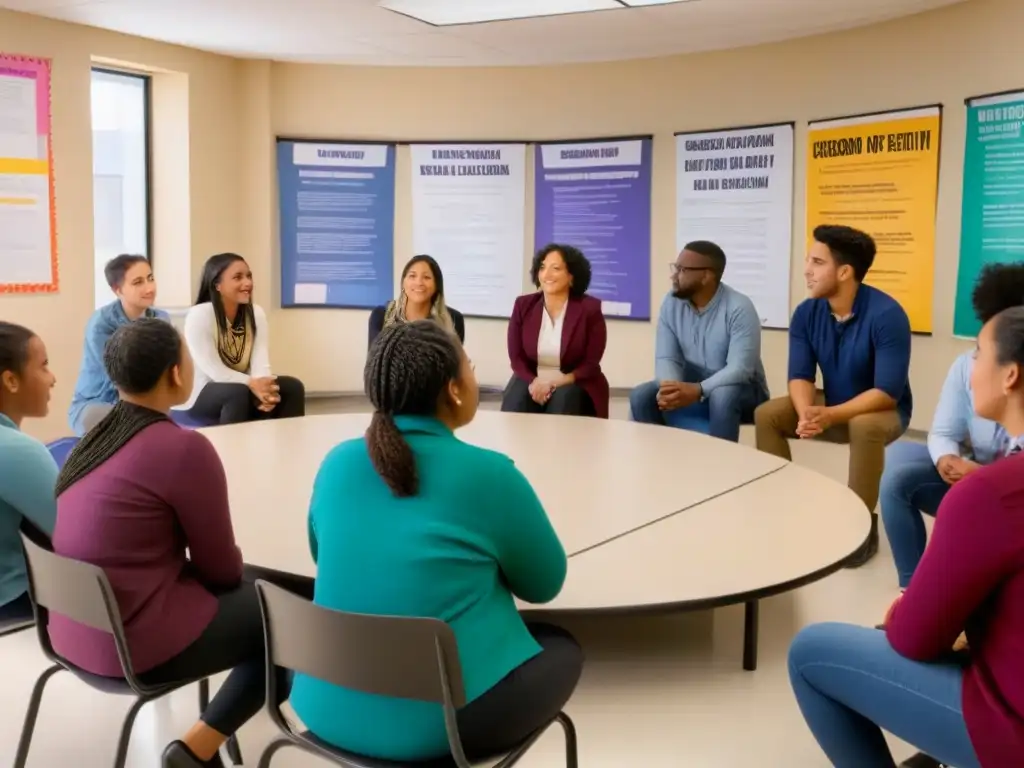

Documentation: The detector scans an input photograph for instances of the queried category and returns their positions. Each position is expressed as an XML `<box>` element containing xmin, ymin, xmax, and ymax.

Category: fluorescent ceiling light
<box><xmin>380</xmin><ymin>0</ymin><xmax>691</xmax><ymax>27</ymax></box>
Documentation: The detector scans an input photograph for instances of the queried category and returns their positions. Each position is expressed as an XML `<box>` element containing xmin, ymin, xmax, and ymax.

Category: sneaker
<box><xmin>845</xmin><ymin>514</ymin><xmax>879</xmax><ymax>568</ymax></box>
<box><xmin>162</xmin><ymin>741</ymin><xmax>226</xmax><ymax>768</ymax></box>
<box><xmin>899</xmin><ymin>753</ymin><xmax>947</xmax><ymax>768</ymax></box>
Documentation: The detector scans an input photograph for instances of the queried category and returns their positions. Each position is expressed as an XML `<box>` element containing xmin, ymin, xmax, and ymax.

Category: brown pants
<box><xmin>753</xmin><ymin>394</ymin><xmax>906</xmax><ymax>513</ymax></box>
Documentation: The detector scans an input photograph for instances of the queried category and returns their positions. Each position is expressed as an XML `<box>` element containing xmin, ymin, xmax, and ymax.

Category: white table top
<box><xmin>203</xmin><ymin>412</ymin><xmax>868</xmax><ymax>612</ymax></box>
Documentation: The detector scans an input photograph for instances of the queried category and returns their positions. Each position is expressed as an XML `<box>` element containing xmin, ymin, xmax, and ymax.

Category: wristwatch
<box><xmin>698</xmin><ymin>383</ymin><xmax>706</xmax><ymax>402</ymax></box>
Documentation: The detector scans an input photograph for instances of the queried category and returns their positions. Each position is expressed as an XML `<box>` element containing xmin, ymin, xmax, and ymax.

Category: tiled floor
<box><xmin>0</xmin><ymin>399</ymin><xmax>923</xmax><ymax>767</ymax></box>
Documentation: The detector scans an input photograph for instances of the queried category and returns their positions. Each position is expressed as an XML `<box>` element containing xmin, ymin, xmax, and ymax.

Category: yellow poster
<box><xmin>806</xmin><ymin>106</ymin><xmax>941</xmax><ymax>332</ymax></box>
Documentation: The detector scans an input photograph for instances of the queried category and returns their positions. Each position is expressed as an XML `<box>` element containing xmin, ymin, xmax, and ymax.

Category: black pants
<box><xmin>187</xmin><ymin>376</ymin><xmax>305</xmax><ymax>426</ymax></box>
<box><xmin>500</xmin><ymin>377</ymin><xmax>595</xmax><ymax>417</ymax></box>
<box><xmin>140</xmin><ymin>565</ymin><xmax>314</xmax><ymax>736</ymax></box>
<box><xmin>456</xmin><ymin>623</ymin><xmax>583</xmax><ymax>761</ymax></box>
<box><xmin>0</xmin><ymin>592</ymin><xmax>32</xmax><ymax>624</ymax></box>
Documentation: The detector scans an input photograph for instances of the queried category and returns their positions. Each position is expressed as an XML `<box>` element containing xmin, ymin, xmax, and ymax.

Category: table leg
<box><xmin>743</xmin><ymin>599</ymin><xmax>759</xmax><ymax>671</ymax></box>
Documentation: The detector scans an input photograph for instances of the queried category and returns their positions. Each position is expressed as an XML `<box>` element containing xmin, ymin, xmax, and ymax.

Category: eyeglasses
<box><xmin>670</xmin><ymin>263</ymin><xmax>713</xmax><ymax>274</ymax></box>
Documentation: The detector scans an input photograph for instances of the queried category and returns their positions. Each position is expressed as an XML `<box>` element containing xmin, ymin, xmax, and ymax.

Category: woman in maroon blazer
<box><xmin>502</xmin><ymin>244</ymin><xmax>609</xmax><ymax>418</ymax></box>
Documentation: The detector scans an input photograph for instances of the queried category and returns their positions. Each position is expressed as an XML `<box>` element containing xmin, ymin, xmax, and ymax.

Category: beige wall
<box><xmin>0</xmin><ymin>9</ymin><xmax>245</xmax><ymax>440</ymax></box>
<box><xmin>3</xmin><ymin>0</ymin><xmax>1023</xmax><ymax>441</ymax></box>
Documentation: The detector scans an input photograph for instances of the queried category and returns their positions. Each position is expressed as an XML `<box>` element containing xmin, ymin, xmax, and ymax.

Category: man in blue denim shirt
<box><xmin>880</xmin><ymin>262</ymin><xmax>1024</xmax><ymax>591</ymax></box>
<box><xmin>629</xmin><ymin>241</ymin><xmax>769</xmax><ymax>442</ymax></box>
<box><xmin>68</xmin><ymin>254</ymin><xmax>168</xmax><ymax>435</ymax></box>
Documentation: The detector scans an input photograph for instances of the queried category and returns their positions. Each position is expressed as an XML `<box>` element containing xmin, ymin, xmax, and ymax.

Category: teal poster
<box><xmin>955</xmin><ymin>92</ymin><xmax>1024</xmax><ymax>337</ymax></box>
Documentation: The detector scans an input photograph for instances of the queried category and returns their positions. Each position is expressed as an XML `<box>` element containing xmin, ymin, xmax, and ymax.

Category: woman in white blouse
<box><xmin>502</xmin><ymin>244</ymin><xmax>609</xmax><ymax>418</ymax></box>
<box><xmin>176</xmin><ymin>253</ymin><xmax>305</xmax><ymax>425</ymax></box>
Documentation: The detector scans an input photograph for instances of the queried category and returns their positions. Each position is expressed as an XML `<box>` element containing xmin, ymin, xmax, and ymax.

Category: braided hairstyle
<box><xmin>364</xmin><ymin>320</ymin><xmax>462</xmax><ymax>497</ymax></box>
<box><xmin>55</xmin><ymin>319</ymin><xmax>180</xmax><ymax>497</ymax></box>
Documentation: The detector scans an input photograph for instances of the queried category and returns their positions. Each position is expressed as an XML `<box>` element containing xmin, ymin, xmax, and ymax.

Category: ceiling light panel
<box><xmin>379</xmin><ymin>0</ymin><xmax>623</xmax><ymax>26</ymax></box>
<box><xmin>620</xmin><ymin>0</ymin><xmax>696</xmax><ymax>6</ymax></box>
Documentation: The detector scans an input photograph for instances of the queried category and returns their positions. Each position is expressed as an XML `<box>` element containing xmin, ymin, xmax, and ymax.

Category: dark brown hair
<box><xmin>364</xmin><ymin>320</ymin><xmax>462</xmax><ymax>497</ymax></box>
<box><xmin>0</xmin><ymin>322</ymin><xmax>35</xmax><ymax>378</ymax></box>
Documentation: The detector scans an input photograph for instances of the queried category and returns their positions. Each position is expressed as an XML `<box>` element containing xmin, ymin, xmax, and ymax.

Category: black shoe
<box><xmin>845</xmin><ymin>514</ymin><xmax>879</xmax><ymax>568</ymax></box>
<box><xmin>899</xmin><ymin>752</ymin><xmax>947</xmax><ymax>768</ymax></box>
<box><xmin>162</xmin><ymin>742</ymin><xmax>226</xmax><ymax>768</ymax></box>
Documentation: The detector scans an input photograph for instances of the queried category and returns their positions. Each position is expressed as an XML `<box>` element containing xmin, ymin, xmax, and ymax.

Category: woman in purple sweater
<box><xmin>49</xmin><ymin>319</ymin><xmax>313</xmax><ymax>768</ymax></box>
<box><xmin>787</xmin><ymin>305</ymin><xmax>1024</xmax><ymax>768</ymax></box>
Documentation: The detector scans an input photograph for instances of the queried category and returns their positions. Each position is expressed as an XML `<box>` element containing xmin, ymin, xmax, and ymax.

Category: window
<box><xmin>90</xmin><ymin>68</ymin><xmax>151</xmax><ymax>309</ymax></box>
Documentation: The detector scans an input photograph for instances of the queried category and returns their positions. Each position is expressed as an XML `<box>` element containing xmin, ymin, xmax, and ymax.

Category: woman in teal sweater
<box><xmin>290</xmin><ymin>320</ymin><xmax>583</xmax><ymax>762</ymax></box>
<box><xmin>0</xmin><ymin>322</ymin><xmax>58</xmax><ymax>624</ymax></box>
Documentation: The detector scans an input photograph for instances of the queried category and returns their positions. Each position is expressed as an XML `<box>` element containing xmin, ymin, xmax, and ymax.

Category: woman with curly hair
<box><xmin>501</xmin><ymin>244</ymin><xmax>609</xmax><ymax>418</ymax></box>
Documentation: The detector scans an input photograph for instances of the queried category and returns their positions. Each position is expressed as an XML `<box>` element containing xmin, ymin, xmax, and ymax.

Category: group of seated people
<box><xmin>0</xmin><ymin>224</ymin><xmax>1022</xmax><ymax>767</ymax></box>
<box><xmin>69</xmin><ymin>252</ymin><xmax>306</xmax><ymax>436</ymax></box>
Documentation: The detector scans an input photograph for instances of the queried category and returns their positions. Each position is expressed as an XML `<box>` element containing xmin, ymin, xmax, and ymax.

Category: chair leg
<box><xmin>13</xmin><ymin>664</ymin><xmax>63</xmax><ymax>768</ymax></box>
<box><xmin>225</xmin><ymin>734</ymin><xmax>243</xmax><ymax>765</ymax></box>
<box><xmin>256</xmin><ymin>737</ymin><xmax>292</xmax><ymax>768</ymax></box>
<box><xmin>111</xmin><ymin>697</ymin><xmax>149</xmax><ymax>768</ymax></box>
<box><xmin>556</xmin><ymin>712</ymin><xmax>578</xmax><ymax>768</ymax></box>
<box><xmin>198</xmin><ymin>678</ymin><xmax>210</xmax><ymax>714</ymax></box>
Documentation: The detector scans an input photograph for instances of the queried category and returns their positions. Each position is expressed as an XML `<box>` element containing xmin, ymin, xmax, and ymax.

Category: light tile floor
<box><xmin>0</xmin><ymin>398</ymin><xmax>925</xmax><ymax>767</ymax></box>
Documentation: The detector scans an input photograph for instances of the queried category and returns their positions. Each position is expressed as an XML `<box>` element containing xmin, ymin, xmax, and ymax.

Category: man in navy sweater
<box><xmin>755</xmin><ymin>225</ymin><xmax>912</xmax><ymax>566</ymax></box>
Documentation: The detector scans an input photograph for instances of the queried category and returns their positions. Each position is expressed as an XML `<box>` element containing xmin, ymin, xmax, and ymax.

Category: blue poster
<box><xmin>277</xmin><ymin>140</ymin><xmax>395</xmax><ymax>308</ymax></box>
<box><xmin>534</xmin><ymin>137</ymin><xmax>653</xmax><ymax>320</ymax></box>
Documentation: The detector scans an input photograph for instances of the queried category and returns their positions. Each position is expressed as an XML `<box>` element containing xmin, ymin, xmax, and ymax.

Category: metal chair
<box><xmin>14</xmin><ymin>525</ymin><xmax>242</xmax><ymax>768</ymax></box>
<box><xmin>254</xmin><ymin>580</ymin><xmax>578</xmax><ymax>768</ymax></box>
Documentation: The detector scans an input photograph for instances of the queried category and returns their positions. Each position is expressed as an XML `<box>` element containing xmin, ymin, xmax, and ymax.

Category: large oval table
<box><xmin>201</xmin><ymin>412</ymin><xmax>870</xmax><ymax>671</ymax></box>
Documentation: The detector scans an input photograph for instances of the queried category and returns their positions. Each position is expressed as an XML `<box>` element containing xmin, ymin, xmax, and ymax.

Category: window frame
<box><xmin>89</xmin><ymin>66</ymin><xmax>154</xmax><ymax>264</ymax></box>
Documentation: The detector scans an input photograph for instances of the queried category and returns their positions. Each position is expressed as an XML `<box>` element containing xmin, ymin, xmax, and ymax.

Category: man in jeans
<box><xmin>629</xmin><ymin>240</ymin><xmax>769</xmax><ymax>442</ymax></box>
<box><xmin>755</xmin><ymin>225</ymin><xmax>912</xmax><ymax>567</ymax></box>
<box><xmin>881</xmin><ymin>261</ymin><xmax>1024</xmax><ymax>590</ymax></box>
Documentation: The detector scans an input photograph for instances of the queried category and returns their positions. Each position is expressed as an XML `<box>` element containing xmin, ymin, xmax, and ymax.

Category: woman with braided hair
<box><xmin>48</xmin><ymin>319</ymin><xmax>313</xmax><ymax>768</ymax></box>
<box><xmin>291</xmin><ymin>320</ymin><xmax>583</xmax><ymax>763</ymax></box>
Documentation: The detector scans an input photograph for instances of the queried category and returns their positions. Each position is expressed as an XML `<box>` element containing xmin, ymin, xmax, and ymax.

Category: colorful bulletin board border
<box><xmin>806</xmin><ymin>104</ymin><xmax>942</xmax><ymax>334</ymax></box>
<box><xmin>0</xmin><ymin>53</ymin><xmax>58</xmax><ymax>294</ymax></box>
<box><xmin>953</xmin><ymin>87</ymin><xmax>1024</xmax><ymax>338</ymax></box>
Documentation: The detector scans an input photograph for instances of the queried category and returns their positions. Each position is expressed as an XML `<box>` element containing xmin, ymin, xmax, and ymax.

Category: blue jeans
<box><xmin>629</xmin><ymin>379</ymin><xmax>763</xmax><ymax>443</ymax></box>
<box><xmin>789</xmin><ymin>623</ymin><xmax>980</xmax><ymax>768</ymax></box>
<box><xmin>879</xmin><ymin>441</ymin><xmax>950</xmax><ymax>589</ymax></box>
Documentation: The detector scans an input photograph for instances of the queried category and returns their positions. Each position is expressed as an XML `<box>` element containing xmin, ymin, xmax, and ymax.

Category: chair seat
<box><xmin>170</xmin><ymin>411</ymin><xmax>217</xmax><ymax>429</ymax></box>
<box><xmin>45</xmin><ymin>437</ymin><xmax>80</xmax><ymax>469</ymax></box>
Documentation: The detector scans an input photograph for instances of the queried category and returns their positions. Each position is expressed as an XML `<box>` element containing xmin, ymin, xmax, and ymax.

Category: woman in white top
<box><xmin>501</xmin><ymin>244</ymin><xmax>609</xmax><ymax>418</ymax></box>
<box><xmin>176</xmin><ymin>253</ymin><xmax>305</xmax><ymax>425</ymax></box>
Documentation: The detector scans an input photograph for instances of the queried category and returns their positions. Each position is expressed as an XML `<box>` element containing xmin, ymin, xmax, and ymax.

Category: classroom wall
<box><xmin>257</xmin><ymin>0</ymin><xmax>1023</xmax><ymax>430</ymax></box>
<box><xmin>0</xmin><ymin>9</ymin><xmax>245</xmax><ymax>440</ymax></box>
<box><xmin>2</xmin><ymin>0</ymin><xmax>1023</xmax><ymax>441</ymax></box>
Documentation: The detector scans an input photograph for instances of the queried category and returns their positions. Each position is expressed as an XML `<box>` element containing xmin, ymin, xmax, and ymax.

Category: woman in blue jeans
<box><xmin>879</xmin><ymin>262</ymin><xmax>1024</xmax><ymax>590</ymax></box>
<box><xmin>788</xmin><ymin>306</ymin><xmax>1024</xmax><ymax>768</ymax></box>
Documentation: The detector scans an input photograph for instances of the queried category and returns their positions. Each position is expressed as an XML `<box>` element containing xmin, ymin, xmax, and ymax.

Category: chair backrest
<box><xmin>255</xmin><ymin>580</ymin><xmax>467</xmax><ymax>708</ymax></box>
<box><xmin>19</xmin><ymin>526</ymin><xmax>139</xmax><ymax>682</ymax></box>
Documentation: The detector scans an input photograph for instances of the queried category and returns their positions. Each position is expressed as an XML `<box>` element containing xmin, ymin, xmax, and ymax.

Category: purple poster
<box><xmin>534</xmin><ymin>137</ymin><xmax>653</xmax><ymax>320</ymax></box>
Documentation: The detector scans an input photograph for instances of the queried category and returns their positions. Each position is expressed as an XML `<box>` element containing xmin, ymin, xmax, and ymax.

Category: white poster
<box><xmin>410</xmin><ymin>143</ymin><xmax>527</xmax><ymax>318</ymax></box>
<box><xmin>675</xmin><ymin>124</ymin><xmax>794</xmax><ymax>328</ymax></box>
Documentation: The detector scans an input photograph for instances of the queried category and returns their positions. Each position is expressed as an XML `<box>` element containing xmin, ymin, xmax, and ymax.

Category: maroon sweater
<box><xmin>887</xmin><ymin>453</ymin><xmax>1024</xmax><ymax>767</ymax></box>
<box><xmin>49</xmin><ymin>422</ymin><xmax>243</xmax><ymax>676</ymax></box>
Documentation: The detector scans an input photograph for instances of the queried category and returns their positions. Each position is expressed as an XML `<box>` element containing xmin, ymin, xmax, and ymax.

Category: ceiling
<box><xmin>1</xmin><ymin>0</ymin><xmax>968</xmax><ymax>67</ymax></box>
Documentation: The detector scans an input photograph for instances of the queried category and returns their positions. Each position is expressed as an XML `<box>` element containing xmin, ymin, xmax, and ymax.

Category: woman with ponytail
<box><xmin>292</xmin><ymin>320</ymin><xmax>582</xmax><ymax>763</ymax></box>
<box><xmin>48</xmin><ymin>319</ymin><xmax>313</xmax><ymax>768</ymax></box>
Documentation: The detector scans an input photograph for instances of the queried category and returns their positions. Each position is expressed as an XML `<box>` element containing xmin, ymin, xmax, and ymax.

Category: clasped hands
<box><xmin>528</xmin><ymin>375</ymin><xmax>571</xmax><ymax>405</ymax></box>
<box><xmin>936</xmin><ymin>454</ymin><xmax>981</xmax><ymax>486</ymax></box>
<box><xmin>796</xmin><ymin>405</ymin><xmax>833</xmax><ymax>439</ymax></box>
<box><xmin>248</xmin><ymin>375</ymin><xmax>280</xmax><ymax>412</ymax></box>
<box><xmin>656</xmin><ymin>381</ymin><xmax>702</xmax><ymax>411</ymax></box>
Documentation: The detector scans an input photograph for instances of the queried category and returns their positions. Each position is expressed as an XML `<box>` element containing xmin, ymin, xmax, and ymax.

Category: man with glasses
<box><xmin>629</xmin><ymin>240</ymin><xmax>769</xmax><ymax>442</ymax></box>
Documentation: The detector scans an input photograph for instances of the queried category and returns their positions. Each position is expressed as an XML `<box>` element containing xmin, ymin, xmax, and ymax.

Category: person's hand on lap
<box><xmin>249</xmin><ymin>376</ymin><xmax>280</xmax><ymax>411</ymax></box>
<box><xmin>937</xmin><ymin>455</ymin><xmax>980</xmax><ymax>485</ymax></box>
<box><xmin>528</xmin><ymin>378</ymin><xmax>554</xmax><ymax>405</ymax></box>
<box><xmin>797</xmin><ymin>405</ymin><xmax>832</xmax><ymax>439</ymax></box>
<box><xmin>657</xmin><ymin>381</ymin><xmax>701</xmax><ymax>411</ymax></box>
